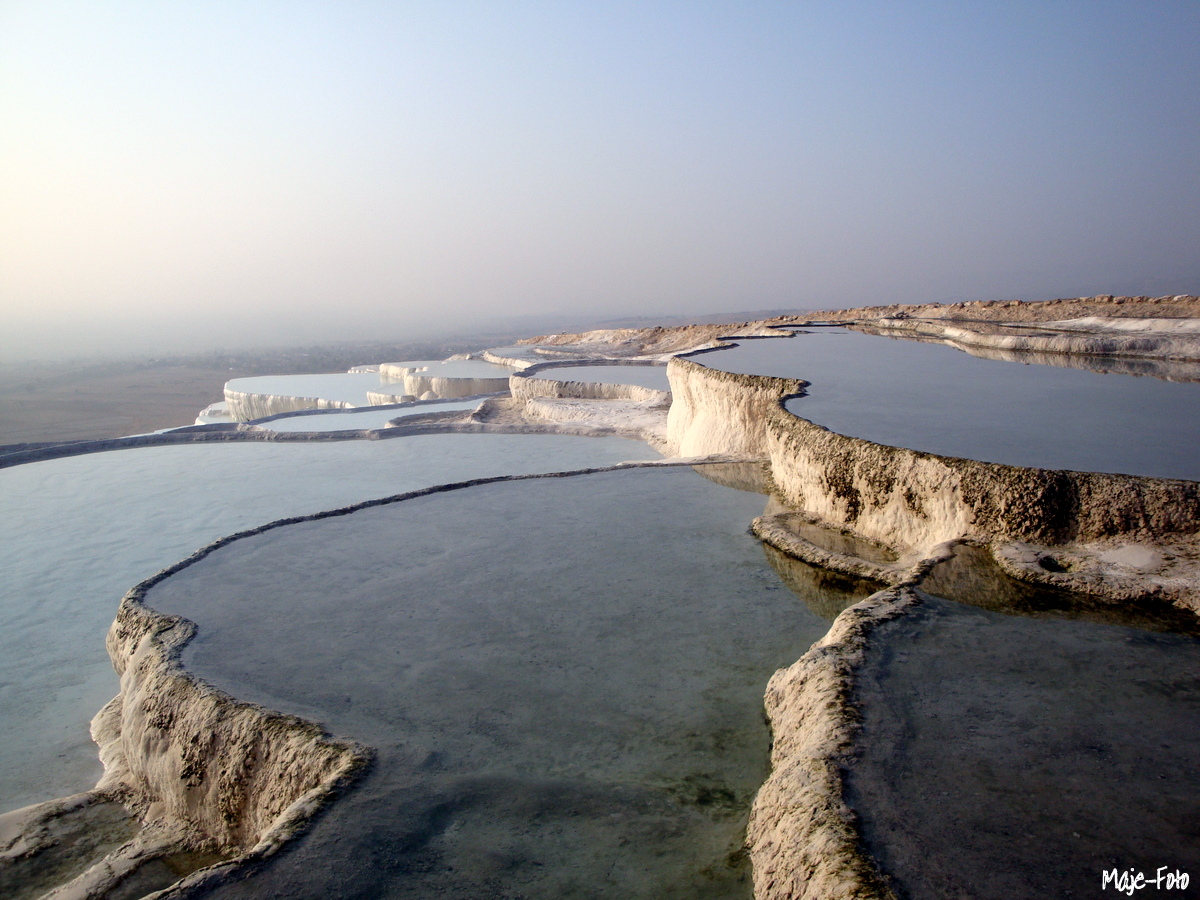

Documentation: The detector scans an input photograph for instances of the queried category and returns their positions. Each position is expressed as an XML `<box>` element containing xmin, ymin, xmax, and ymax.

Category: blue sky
<box><xmin>1</xmin><ymin>1</ymin><xmax>1197</xmax><ymax>357</ymax></box>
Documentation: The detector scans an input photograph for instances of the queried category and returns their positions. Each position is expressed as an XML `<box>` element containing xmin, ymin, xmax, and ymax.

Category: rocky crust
<box><xmin>862</xmin><ymin>316</ymin><xmax>1200</xmax><ymax>367</ymax></box>
<box><xmin>7</xmin><ymin>294</ymin><xmax>1200</xmax><ymax>899</ymax></box>
<box><xmin>518</xmin><ymin>295</ymin><xmax>1200</xmax><ymax>358</ymax></box>
<box><xmin>374</xmin><ymin>368</ymin><xmax>512</xmax><ymax>400</ymax></box>
<box><xmin>795</xmin><ymin>293</ymin><xmax>1200</xmax><ymax>325</ymax></box>
<box><xmin>223</xmin><ymin>389</ymin><xmax>354</xmax><ymax>422</ymax></box>
<box><xmin>510</xmin><ymin>366</ymin><xmax>670</xmax><ymax>404</ymax></box>
<box><xmin>746</xmin><ymin>588</ymin><xmax>916</xmax><ymax>900</ymax></box>
<box><xmin>667</xmin><ymin>356</ymin><xmax>1200</xmax><ymax>553</ymax></box>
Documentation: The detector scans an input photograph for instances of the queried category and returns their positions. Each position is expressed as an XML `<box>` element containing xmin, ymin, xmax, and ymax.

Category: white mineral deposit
<box><xmin>3</xmin><ymin>296</ymin><xmax>1199</xmax><ymax>900</ymax></box>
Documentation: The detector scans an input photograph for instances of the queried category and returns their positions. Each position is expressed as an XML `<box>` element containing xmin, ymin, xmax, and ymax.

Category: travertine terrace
<box><xmin>2</xmin><ymin>294</ymin><xmax>1198</xmax><ymax>899</ymax></box>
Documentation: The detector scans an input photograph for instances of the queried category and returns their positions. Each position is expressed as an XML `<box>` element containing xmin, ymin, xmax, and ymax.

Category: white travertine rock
<box><xmin>667</xmin><ymin>355</ymin><xmax>1200</xmax><ymax>554</ymax></box>
<box><xmin>747</xmin><ymin>588</ymin><xmax>914</xmax><ymax>900</ymax></box>
<box><xmin>224</xmin><ymin>389</ymin><xmax>355</xmax><ymax>421</ymax></box>
<box><xmin>511</xmin><ymin>373</ymin><xmax>669</xmax><ymax>404</ymax></box>
<box><xmin>869</xmin><ymin>316</ymin><xmax>1200</xmax><ymax>363</ymax></box>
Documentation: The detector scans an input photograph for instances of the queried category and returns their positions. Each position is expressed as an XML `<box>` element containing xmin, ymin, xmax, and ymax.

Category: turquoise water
<box><xmin>700</xmin><ymin>329</ymin><xmax>1200</xmax><ymax>479</ymax></box>
<box><xmin>147</xmin><ymin>466</ymin><xmax>877</xmax><ymax>899</ymax></box>
<box><xmin>0</xmin><ymin>434</ymin><xmax>644</xmax><ymax>810</ymax></box>
<box><xmin>256</xmin><ymin>399</ymin><xmax>485</xmax><ymax>431</ymax></box>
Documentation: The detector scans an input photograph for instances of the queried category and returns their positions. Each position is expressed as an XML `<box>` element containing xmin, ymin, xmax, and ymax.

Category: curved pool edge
<box><xmin>667</xmin><ymin>355</ymin><xmax>1200</xmax><ymax>551</ymax></box>
<box><xmin>5</xmin><ymin>458</ymin><xmax>762</xmax><ymax>898</ymax></box>
<box><xmin>747</xmin><ymin>587</ymin><xmax>917</xmax><ymax>900</ymax></box>
<box><xmin>667</xmin><ymin>348</ymin><xmax>1200</xmax><ymax>899</ymax></box>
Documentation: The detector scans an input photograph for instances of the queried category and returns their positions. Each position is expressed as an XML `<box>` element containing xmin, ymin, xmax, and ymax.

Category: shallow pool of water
<box><xmin>848</xmin><ymin>592</ymin><xmax>1200</xmax><ymax>898</ymax></box>
<box><xmin>700</xmin><ymin>329</ymin><xmax>1200</xmax><ymax>480</ymax></box>
<box><xmin>224</xmin><ymin>372</ymin><xmax>394</xmax><ymax>407</ymax></box>
<box><xmin>146</xmin><ymin>466</ymin><xmax>870</xmax><ymax>899</ymax></box>
<box><xmin>256</xmin><ymin>399</ymin><xmax>485</xmax><ymax>432</ymax></box>
<box><xmin>534</xmin><ymin>364</ymin><xmax>671</xmax><ymax>391</ymax></box>
<box><xmin>0</xmin><ymin>434</ymin><xmax>644</xmax><ymax>811</ymax></box>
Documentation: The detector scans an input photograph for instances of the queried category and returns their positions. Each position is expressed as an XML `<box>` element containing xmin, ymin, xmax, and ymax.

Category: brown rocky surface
<box><xmin>521</xmin><ymin>295</ymin><xmax>1200</xmax><ymax>356</ymax></box>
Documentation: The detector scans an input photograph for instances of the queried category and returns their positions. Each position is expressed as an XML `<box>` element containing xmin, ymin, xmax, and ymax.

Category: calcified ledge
<box><xmin>510</xmin><ymin>358</ymin><xmax>671</xmax><ymax>403</ymax></box>
<box><xmin>223</xmin><ymin>388</ymin><xmax>358</xmax><ymax>422</ymax></box>
<box><xmin>668</xmin><ymin>355</ymin><xmax>1200</xmax><ymax>549</ymax></box>
<box><xmin>746</xmin><ymin>588</ymin><xmax>916</xmax><ymax>900</ymax></box>
<box><xmin>0</xmin><ymin>415</ymin><xmax>659</xmax><ymax>470</ymax></box>
<box><xmin>14</xmin><ymin>459</ymin><xmax>737</xmax><ymax>899</ymax></box>
<box><xmin>663</xmin><ymin>349</ymin><xmax>1200</xmax><ymax>899</ymax></box>
<box><xmin>866</xmin><ymin>315</ymin><xmax>1200</xmax><ymax>366</ymax></box>
<box><xmin>8</xmin><ymin>300</ymin><xmax>1200</xmax><ymax>899</ymax></box>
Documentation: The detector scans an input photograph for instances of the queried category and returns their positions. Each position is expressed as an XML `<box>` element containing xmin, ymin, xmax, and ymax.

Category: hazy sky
<box><xmin>2</xmin><ymin>1</ymin><xmax>1198</xmax><ymax>359</ymax></box>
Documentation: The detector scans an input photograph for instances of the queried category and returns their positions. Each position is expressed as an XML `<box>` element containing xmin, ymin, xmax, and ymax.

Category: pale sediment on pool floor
<box><xmin>9</xmin><ymin>300</ymin><xmax>1200</xmax><ymax>899</ymax></box>
<box><xmin>63</xmin><ymin>576</ymin><xmax>372</xmax><ymax>896</ymax></box>
<box><xmin>664</xmin><ymin>343</ymin><xmax>1200</xmax><ymax>900</ymax></box>
<box><xmin>988</xmin><ymin>533</ymin><xmax>1200</xmax><ymax>614</ymax></box>
<box><xmin>750</xmin><ymin>512</ymin><xmax>917</xmax><ymax>586</ymax></box>
<box><xmin>842</xmin><ymin>592</ymin><xmax>1200</xmax><ymax>899</ymax></box>
<box><xmin>6</xmin><ymin>461</ymin><xmax>763</xmax><ymax>898</ymax></box>
<box><xmin>0</xmin><ymin>589</ymin><xmax>370</xmax><ymax>900</ymax></box>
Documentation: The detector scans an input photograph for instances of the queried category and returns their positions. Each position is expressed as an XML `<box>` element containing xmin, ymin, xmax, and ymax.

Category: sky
<box><xmin>1</xmin><ymin>1</ymin><xmax>1198</xmax><ymax>360</ymax></box>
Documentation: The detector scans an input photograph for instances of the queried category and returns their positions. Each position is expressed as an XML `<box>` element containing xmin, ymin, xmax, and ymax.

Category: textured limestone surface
<box><xmin>131</xmin><ymin>464</ymin><xmax>860</xmax><ymax>898</ymax></box>
<box><xmin>747</xmin><ymin>589</ymin><xmax>914</xmax><ymax>900</ymax></box>
<box><xmin>223</xmin><ymin>388</ymin><xmax>355</xmax><ymax>422</ymax></box>
<box><xmin>867</xmin><ymin>315</ymin><xmax>1200</xmax><ymax>365</ymax></box>
<box><xmin>657</xmin><ymin>314</ymin><xmax>1200</xmax><ymax>900</ymax></box>
<box><xmin>7</xmin><ymin>295</ymin><xmax>1200</xmax><ymax>900</ymax></box>
<box><xmin>666</xmin><ymin>355</ymin><xmax>1200</xmax><ymax>553</ymax></box>
<box><xmin>376</xmin><ymin>358</ymin><xmax>515</xmax><ymax>400</ymax></box>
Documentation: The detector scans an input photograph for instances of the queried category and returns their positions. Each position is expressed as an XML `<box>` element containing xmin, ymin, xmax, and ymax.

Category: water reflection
<box><xmin>762</xmin><ymin>543</ymin><xmax>886</xmax><ymax>621</ymax></box>
<box><xmin>921</xmin><ymin>543</ymin><xmax>1200</xmax><ymax>635</ymax></box>
<box><xmin>700</xmin><ymin>328</ymin><xmax>1200</xmax><ymax>479</ymax></box>
<box><xmin>691</xmin><ymin>461</ymin><xmax>772</xmax><ymax>495</ymax></box>
<box><xmin>852</xmin><ymin>324</ymin><xmax>1200</xmax><ymax>383</ymax></box>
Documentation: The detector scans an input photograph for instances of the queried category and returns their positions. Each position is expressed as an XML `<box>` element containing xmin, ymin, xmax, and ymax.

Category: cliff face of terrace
<box><xmin>666</xmin><ymin>356</ymin><xmax>1200</xmax><ymax>552</ymax></box>
<box><xmin>224</xmin><ymin>389</ymin><xmax>355</xmax><ymax>422</ymax></box>
<box><xmin>664</xmin><ymin>344</ymin><xmax>1200</xmax><ymax>900</ymax></box>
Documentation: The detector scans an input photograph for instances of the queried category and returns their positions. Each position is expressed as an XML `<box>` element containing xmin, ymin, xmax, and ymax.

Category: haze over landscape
<box><xmin>2</xmin><ymin>1</ymin><xmax>1198</xmax><ymax>361</ymax></box>
<box><xmin>5</xmin><ymin>7</ymin><xmax>1200</xmax><ymax>897</ymax></box>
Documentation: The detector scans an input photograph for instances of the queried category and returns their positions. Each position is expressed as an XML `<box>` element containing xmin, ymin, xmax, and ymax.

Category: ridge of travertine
<box><xmin>1</xmin><ymin>460</ymin><xmax>741</xmax><ymax>898</ymax></box>
<box><xmin>658</xmin><ymin>310</ymin><xmax>1199</xmax><ymax>899</ymax></box>
<box><xmin>519</xmin><ymin>294</ymin><xmax>1200</xmax><ymax>355</ymax></box>
<box><xmin>665</xmin><ymin>352</ymin><xmax>1200</xmax><ymax>615</ymax></box>
<box><xmin>747</xmin><ymin>588</ymin><xmax>917</xmax><ymax>900</ymax></box>
<box><xmin>6</xmin><ymin>294</ymin><xmax>1199</xmax><ymax>899</ymax></box>
<box><xmin>223</xmin><ymin>388</ymin><xmax>356</xmax><ymax>422</ymax></box>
